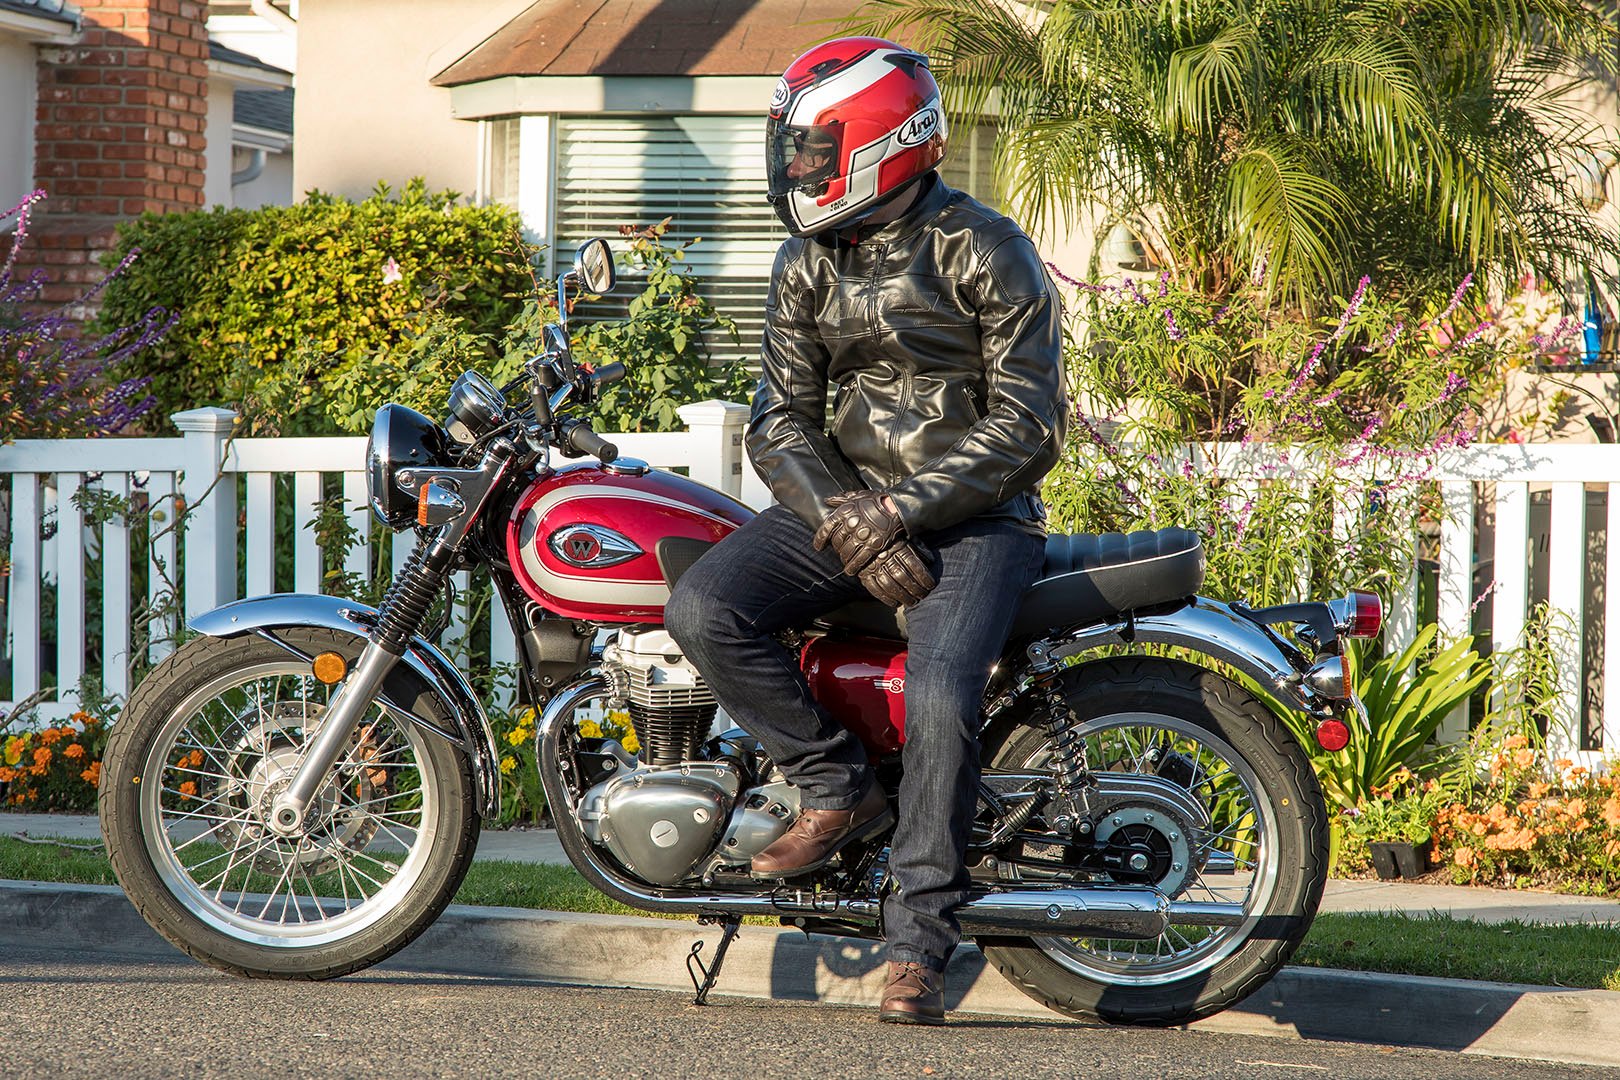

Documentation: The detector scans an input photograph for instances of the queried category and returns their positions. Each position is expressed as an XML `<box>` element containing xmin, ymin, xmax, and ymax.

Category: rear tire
<box><xmin>977</xmin><ymin>657</ymin><xmax>1327</xmax><ymax>1025</ymax></box>
<box><xmin>99</xmin><ymin>627</ymin><xmax>480</xmax><ymax>979</ymax></box>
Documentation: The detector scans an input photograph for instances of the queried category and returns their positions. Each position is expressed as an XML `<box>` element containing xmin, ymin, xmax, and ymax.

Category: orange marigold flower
<box><xmin>38</xmin><ymin>727</ymin><xmax>62</xmax><ymax>746</ymax></box>
<box><xmin>0</xmin><ymin>767</ymin><xmax>12</xmax><ymax>783</ymax></box>
<box><xmin>1565</xmin><ymin>798</ymin><xmax>1587</xmax><ymax>819</ymax></box>
<box><xmin>80</xmin><ymin>762</ymin><xmax>101</xmax><ymax>786</ymax></box>
<box><xmin>1571</xmin><ymin>818</ymin><xmax>1592</xmax><ymax>834</ymax></box>
<box><xmin>1503</xmin><ymin>733</ymin><xmax>1530</xmax><ymax>750</ymax></box>
<box><xmin>1529</xmin><ymin>782</ymin><xmax>1551</xmax><ymax>798</ymax></box>
<box><xmin>31</xmin><ymin>747</ymin><xmax>50</xmax><ymax>768</ymax></box>
<box><xmin>187</xmin><ymin>749</ymin><xmax>205</xmax><ymax>769</ymax></box>
<box><xmin>9</xmin><ymin>793</ymin><xmax>20</xmax><ymax>806</ymax></box>
<box><xmin>1554</xmin><ymin>758</ymin><xmax>1574</xmax><ymax>771</ymax></box>
<box><xmin>1571</xmin><ymin>766</ymin><xmax>1590</xmax><ymax>780</ymax></box>
<box><xmin>1600</xmin><ymin>796</ymin><xmax>1620</xmax><ymax>829</ymax></box>
<box><xmin>178</xmin><ymin>780</ymin><xmax>197</xmax><ymax>800</ymax></box>
<box><xmin>1453</xmin><ymin>846</ymin><xmax>1476</xmax><ymax>868</ymax></box>
<box><xmin>63</xmin><ymin>743</ymin><xmax>85</xmax><ymax>760</ymax></box>
<box><xmin>1512</xmin><ymin>749</ymin><xmax>1536</xmax><ymax>770</ymax></box>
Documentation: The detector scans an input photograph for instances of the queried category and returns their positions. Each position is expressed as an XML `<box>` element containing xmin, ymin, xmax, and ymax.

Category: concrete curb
<box><xmin>7</xmin><ymin>879</ymin><xmax>1619</xmax><ymax>1068</ymax></box>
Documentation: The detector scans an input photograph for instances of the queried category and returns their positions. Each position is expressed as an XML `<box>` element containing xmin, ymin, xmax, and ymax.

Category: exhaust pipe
<box><xmin>948</xmin><ymin>888</ymin><xmax>1246</xmax><ymax>939</ymax></box>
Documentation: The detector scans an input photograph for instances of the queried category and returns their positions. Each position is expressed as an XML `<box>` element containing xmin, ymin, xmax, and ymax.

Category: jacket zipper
<box><xmin>871</xmin><ymin>243</ymin><xmax>906</xmax><ymax>482</ymax></box>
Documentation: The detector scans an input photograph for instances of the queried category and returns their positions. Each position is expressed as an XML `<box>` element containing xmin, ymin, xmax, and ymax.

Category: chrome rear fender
<box><xmin>189</xmin><ymin>593</ymin><xmax>503</xmax><ymax>821</ymax></box>
<box><xmin>1034</xmin><ymin>596</ymin><xmax>1353</xmax><ymax>726</ymax></box>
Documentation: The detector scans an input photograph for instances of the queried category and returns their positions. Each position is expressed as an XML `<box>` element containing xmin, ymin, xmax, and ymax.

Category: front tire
<box><xmin>99</xmin><ymin>627</ymin><xmax>480</xmax><ymax>979</ymax></box>
<box><xmin>977</xmin><ymin>657</ymin><xmax>1327</xmax><ymax>1025</ymax></box>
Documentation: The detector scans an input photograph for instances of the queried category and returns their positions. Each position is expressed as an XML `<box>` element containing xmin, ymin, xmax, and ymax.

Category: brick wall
<box><xmin>23</xmin><ymin>0</ymin><xmax>209</xmax><ymax>307</ymax></box>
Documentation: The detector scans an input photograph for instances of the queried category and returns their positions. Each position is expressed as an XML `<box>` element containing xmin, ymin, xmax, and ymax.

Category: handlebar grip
<box><xmin>591</xmin><ymin>361</ymin><xmax>626</xmax><ymax>388</ymax></box>
<box><xmin>565</xmin><ymin>421</ymin><xmax>618</xmax><ymax>464</ymax></box>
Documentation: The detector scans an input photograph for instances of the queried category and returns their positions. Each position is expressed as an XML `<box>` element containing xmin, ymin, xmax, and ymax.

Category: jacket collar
<box><xmin>827</xmin><ymin>172</ymin><xmax>955</xmax><ymax>248</ymax></box>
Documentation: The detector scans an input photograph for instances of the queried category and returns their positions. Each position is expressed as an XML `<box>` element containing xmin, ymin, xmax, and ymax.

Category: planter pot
<box><xmin>1368</xmin><ymin>841</ymin><xmax>1428</xmax><ymax>880</ymax></box>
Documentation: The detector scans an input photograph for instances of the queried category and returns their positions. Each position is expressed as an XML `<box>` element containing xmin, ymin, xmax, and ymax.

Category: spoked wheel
<box><xmin>978</xmin><ymin>657</ymin><xmax>1327</xmax><ymax>1025</ymax></box>
<box><xmin>100</xmin><ymin>627</ymin><xmax>479</xmax><ymax>978</ymax></box>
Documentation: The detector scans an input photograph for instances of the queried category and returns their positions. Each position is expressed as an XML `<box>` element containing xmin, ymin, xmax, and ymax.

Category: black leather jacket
<box><xmin>745</xmin><ymin>174</ymin><xmax>1067</xmax><ymax>538</ymax></box>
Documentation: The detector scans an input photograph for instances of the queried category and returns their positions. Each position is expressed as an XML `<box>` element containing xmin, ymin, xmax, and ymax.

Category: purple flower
<box><xmin>1164</xmin><ymin>308</ymin><xmax>1182</xmax><ymax>341</ymax></box>
<box><xmin>1423</xmin><ymin>273</ymin><xmax>1474</xmax><ymax>331</ymax></box>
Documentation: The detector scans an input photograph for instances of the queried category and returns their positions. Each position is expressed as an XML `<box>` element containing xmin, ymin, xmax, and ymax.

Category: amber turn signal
<box><xmin>311</xmin><ymin>651</ymin><xmax>348</xmax><ymax>685</ymax></box>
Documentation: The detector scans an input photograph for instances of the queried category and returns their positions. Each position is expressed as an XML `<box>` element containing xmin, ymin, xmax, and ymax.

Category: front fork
<box><xmin>266</xmin><ymin>532</ymin><xmax>462</xmax><ymax>835</ymax></box>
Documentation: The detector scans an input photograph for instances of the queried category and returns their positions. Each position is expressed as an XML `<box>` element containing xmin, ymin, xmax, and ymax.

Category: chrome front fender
<box><xmin>190</xmin><ymin>593</ymin><xmax>503</xmax><ymax>821</ymax></box>
<box><xmin>1046</xmin><ymin>596</ymin><xmax>1351</xmax><ymax>724</ymax></box>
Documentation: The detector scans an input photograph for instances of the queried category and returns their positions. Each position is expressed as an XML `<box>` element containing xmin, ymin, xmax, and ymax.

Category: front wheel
<box><xmin>977</xmin><ymin>656</ymin><xmax>1327</xmax><ymax>1025</ymax></box>
<box><xmin>99</xmin><ymin>626</ymin><xmax>480</xmax><ymax>978</ymax></box>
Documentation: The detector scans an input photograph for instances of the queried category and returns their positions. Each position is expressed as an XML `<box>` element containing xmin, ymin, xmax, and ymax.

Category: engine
<box><xmin>580</xmin><ymin>629</ymin><xmax>800</xmax><ymax>886</ymax></box>
<box><xmin>604</xmin><ymin>628</ymin><xmax>716</xmax><ymax>765</ymax></box>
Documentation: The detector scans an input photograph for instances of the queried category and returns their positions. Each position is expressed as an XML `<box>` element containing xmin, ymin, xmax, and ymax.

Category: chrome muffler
<box><xmin>951</xmin><ymin>887</ymin><xmax>1247</xmax><ymax>939</ymax></box>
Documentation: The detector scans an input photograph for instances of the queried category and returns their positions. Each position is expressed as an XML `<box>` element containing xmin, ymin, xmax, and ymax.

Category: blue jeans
<box><xmin>665</xmin><ymin>504</ymin><xmax>1046</xmax><ymax>969</ymax></box>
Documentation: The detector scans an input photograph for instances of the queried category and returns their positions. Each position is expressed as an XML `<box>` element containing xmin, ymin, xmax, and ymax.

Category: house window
<box><xmin>551</xmin><ymin>116</ymin><xmax>1001</xmax><ymax>366</ymax></box>
<box><xmin>555</xmin><ymin>115</ymin><xmax>784</xmax><ymax>365</ymax></box>
<box><xmin>486</xmin><ymin>117</ymin><xmax>521</xmax><ymax>210</ymax></box>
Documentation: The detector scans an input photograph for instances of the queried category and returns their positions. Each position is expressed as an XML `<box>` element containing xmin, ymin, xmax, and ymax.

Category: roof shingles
<box><xmin>433</xmin><ymin>0</ymin><xmax>860</xmax><ymax>86</ymax></box>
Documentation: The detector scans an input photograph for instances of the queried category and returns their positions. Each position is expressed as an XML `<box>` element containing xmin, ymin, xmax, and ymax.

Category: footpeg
<box><xmin>686</xmin><ymin>913</ymin><xmax>741</xmax><ymax>1005</ymax></box>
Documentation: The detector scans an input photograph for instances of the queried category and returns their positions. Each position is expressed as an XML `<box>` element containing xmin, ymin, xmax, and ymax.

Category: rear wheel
<box><xmin>977</xmin><ymin>657</ymin><xmax>1326</xmax><ymax>1025</ymax></box>
<box><xmin>99</xmin><ymin>627</ymin><xmax>479</xmax><ymax>979</ymax></box>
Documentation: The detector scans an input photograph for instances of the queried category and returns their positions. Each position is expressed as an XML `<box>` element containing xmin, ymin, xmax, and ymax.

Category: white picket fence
<box><xmin>2</xmin><ymin>405</ymin><xmax>1618</xmax><ymax>762</ymax></box>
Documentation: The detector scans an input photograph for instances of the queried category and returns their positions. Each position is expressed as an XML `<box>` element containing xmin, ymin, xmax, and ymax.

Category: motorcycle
<box><xmin>100</xmin><ymin>238</ymin><xmax>1377</xmax><ymax>1024</ymax></box>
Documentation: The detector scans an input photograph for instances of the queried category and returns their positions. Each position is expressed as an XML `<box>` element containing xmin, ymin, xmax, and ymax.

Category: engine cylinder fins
<box><xmin>629</xmin><ymin>704</ymin><xmax>716</xmax><ymax>766</ymax></box>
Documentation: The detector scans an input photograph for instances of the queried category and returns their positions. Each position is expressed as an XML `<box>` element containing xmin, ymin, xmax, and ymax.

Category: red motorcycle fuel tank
<box><xmin>800</xmin><ymin>634</ymin><xmax>909</xmax><ymax>758</ymax></box>
<box><xmin>506</xmin><ymin>463</ymin><xmax>754</xmax><ymax>623</ymax></box>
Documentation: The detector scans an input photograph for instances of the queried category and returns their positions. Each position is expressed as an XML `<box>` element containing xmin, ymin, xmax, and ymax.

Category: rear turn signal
<box><xmin>1315</xmin><ymin>718</ymin><xmax>1351</xmax><ymax>752</ymax></box>
<box><xmin>1341</xmin><ymin>590</ymin><xmax>1382</xmax><ymax>639</ymax></box>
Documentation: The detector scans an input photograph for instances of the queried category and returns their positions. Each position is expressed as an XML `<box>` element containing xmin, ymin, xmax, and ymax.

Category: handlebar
<box><xmin>590</xmin><ymin>361</ymin><xmax>626</xmax><ymax>389</ymax></box>
<box><xmin>560</xmin><ymin>418</ymin><xmax>618</xmax><ymax>464</ymax></box>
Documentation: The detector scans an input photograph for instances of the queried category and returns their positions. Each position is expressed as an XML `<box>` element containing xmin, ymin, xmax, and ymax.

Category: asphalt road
<box><xmin>0</xmin><ymin>947</ymin><xmax>1605</xmax><ymax>1079</ymax></box>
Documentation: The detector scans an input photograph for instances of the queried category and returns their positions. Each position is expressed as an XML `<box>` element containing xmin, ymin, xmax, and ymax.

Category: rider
<box><xmin>664</xmin><ymin>36</ymin><xmax>1066</xmax><ymax>1025</ymax></box>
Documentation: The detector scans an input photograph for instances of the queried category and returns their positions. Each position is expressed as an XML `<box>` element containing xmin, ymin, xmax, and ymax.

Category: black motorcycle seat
<box><xmin>812</xmin><ymin>527</ymin><xmax>1205</xmax><ymax>641</ymax></box>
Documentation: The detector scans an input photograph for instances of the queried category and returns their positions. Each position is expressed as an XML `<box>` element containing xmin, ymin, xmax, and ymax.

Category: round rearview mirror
<box><xmin>573</xmin><ymin>238</ymin><xmax>616</xmax><ymax>294</ymax></box>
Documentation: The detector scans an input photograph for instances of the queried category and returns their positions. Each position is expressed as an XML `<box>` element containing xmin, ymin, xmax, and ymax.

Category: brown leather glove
<box><xmin>859</xmin><ymin>540</ymin><xmax>937</xmax><ymax>608</ymax></box>
<box><xmin>812</xmin><ymin>489</ymin><xmax>905</xmax><ymax>576</ymax></box>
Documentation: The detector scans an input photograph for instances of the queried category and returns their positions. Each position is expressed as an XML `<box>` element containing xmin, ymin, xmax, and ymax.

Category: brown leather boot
<box><xmin>750</xmin><ymin>782</ymin><xmax>891</xmax><ymax>878</ymax></box>
<box><xmin>879</xmin><ymin>960</ymin><xmax>945</xmax><ymax>1025</ymax></box>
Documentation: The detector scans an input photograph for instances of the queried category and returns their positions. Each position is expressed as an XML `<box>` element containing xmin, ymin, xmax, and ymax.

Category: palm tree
<box><xmin>847</xmin><ymin>0</ymin><xmax>1618</xmax><ymax>311</ymax></box>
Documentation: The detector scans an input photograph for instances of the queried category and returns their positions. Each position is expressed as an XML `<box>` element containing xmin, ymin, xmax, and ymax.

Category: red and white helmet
<box><xmin>766</xmin><ymin>37</ymin><xmax>948</xmax><ymax>237</ymax></box>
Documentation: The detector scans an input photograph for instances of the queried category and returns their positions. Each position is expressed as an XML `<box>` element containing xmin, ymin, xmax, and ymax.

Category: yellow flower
<box><xmin>621</xmin><ymin>730</ymin><xmax>640</xmax><ymax>755</ymax></box>
<box><xmin>506</xmin><ymin>727</ymin><xmax>528</xmax><ymax>747</ymax></box>
<box><xmin>3</xmin><ymin>738</ymin><xmax>20</xmax><ymax>766</ymax></box>
<box><xmin>607</xmin><ymin>710</ymin><xmax>631</xmax><ymax>725</ymax></box>
<box><xmin>499</xmin><ymin>755</ymin><xmax>516</xmax><ymax>775</ymax></box>
<box><xmin>578</xmin><ymin>720</ymin><xmax>603</xmax><ymax>739</ymax></box>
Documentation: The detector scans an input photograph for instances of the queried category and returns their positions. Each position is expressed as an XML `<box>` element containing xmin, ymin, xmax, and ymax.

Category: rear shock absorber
<box><xmin>1026</xmin><ymin>641</ymin><xmax>1094</xmax><ymax>838</ymax></box>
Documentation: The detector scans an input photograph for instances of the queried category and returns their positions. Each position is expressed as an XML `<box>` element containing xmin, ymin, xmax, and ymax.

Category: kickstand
<box><xmin>686</xmin><ymin>914</ymin><xmax>742</xmax><ymax>1006</ymax></box>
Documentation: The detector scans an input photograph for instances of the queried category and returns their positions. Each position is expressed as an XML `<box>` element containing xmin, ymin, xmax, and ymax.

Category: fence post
<box><xmin>173</xmin><ymin>408</ymin><xmax>240</xmax><ymax>621</ymax></box>
<box><xmin>676</xmin><ymin>400</ymin><xmax>750</xmax><ymax>498</ymax></box>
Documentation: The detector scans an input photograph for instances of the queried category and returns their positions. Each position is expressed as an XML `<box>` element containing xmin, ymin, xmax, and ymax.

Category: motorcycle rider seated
<box><xmin>664</xmin><ymin>36</ymin><xmax>1066</xmax><ymax>1025</ymax></box>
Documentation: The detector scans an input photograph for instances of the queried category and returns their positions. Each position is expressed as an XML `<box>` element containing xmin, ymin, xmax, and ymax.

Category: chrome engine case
<box><xmin>578</xmin><ymin>758</ymin><xmax>740</xmax><ymax>886</ymax></box>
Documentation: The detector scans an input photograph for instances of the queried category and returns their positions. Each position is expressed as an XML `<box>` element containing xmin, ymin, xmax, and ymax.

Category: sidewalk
<box><xmin>7</xmin><ymin>810</ymin><xmax>1619</xmax><ymax>926</ymax></box>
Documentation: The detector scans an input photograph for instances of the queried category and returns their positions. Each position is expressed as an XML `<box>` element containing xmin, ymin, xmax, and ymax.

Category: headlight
<box><xmin>367</xmin><ymin>404</ymin><xmax>448</xmax><ymax>530</ymax></box>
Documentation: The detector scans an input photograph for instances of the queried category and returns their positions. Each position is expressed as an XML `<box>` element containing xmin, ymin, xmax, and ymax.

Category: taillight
<box><xmin>1340</xmin><ymin>590</ymin><xmax>1382</xmax><ymax>639</ymax></box>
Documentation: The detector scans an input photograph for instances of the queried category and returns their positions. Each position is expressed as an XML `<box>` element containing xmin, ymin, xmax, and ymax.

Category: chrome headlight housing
<box><xmin>367</xmin><ymin>404</ymin><xmax>448</xmax><ymax>530</ymax></box>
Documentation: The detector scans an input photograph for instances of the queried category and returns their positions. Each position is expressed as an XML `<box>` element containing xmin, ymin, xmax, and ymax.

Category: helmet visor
<box><xmin>766</xmin><ymin>119</ymin><xmax>843</xmax><ymax>200</ymax></box>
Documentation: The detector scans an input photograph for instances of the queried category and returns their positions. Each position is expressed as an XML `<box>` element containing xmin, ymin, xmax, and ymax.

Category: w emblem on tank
<box><xmin>548</xmin><ymin>524</ymin><xmax>643</xmax><ymax>569</ymax></box>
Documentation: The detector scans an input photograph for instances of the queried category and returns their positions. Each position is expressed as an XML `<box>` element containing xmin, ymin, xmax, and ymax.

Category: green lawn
<box><xmin>8</xmin><ymin>835</ymin><xmax>1620</xmax><ymax>990</ymax></box>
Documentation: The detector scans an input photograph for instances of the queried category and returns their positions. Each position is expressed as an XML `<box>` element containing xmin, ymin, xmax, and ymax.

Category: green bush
<box><xmin>96</xmin><ymin>180</ymin><xmax>527</xmax><ymax>432</ymax></box>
